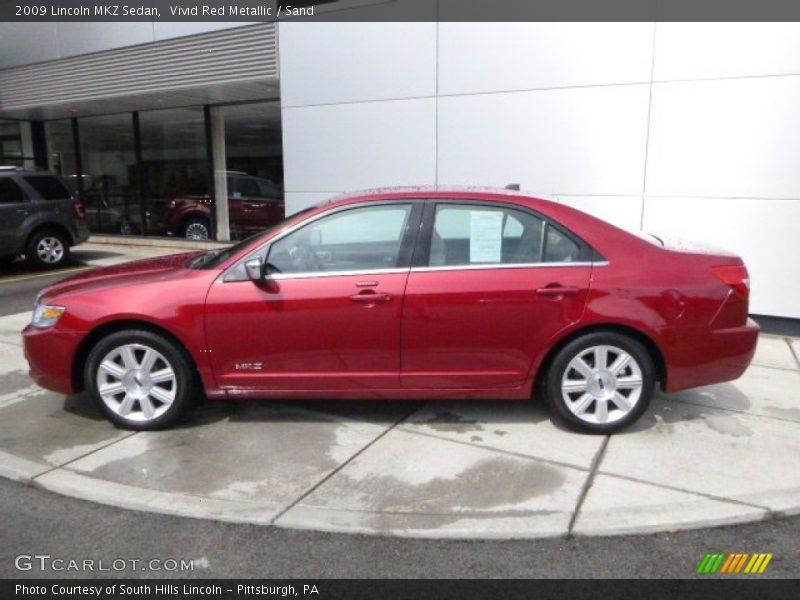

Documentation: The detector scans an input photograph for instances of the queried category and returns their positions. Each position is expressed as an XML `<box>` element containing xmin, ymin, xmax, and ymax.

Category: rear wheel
<box><xmin>544</xmin><ymin>332</ymin><xmax>655</xmax><ymax>433</ymax></box>
<box><xmin>182</xmin><ymin>218</ymin><xmax>210</xmax><ymax>240</ymax></box>
<box><xmin>85</xmin><ymin>330</ymin><xmax>196</xmax><ymax>430</ymax></box>
<box><xmin>26</xmin><ymin>229</ymin><xmax>70</xmax><ymax>269</ymax></box>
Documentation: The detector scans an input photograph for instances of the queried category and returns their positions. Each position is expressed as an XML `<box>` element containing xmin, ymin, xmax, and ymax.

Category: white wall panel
<box><xmin>439</xmin><ymin>23</ymin><xmax>653</xmax><ymax>95</ymax></box>
<box><xmin>553</xmin><ymin>196</ymin><xmax>644</xmax><ymax>232</ymax></box>
<box><xmin>654</xmin><ymin>23</ymin><xmax>800</xmax><ymax>82</ymax></box>
<box><xmin>437</xmin><ymin>85</ymin><xmax>650</xmax><ymax>195</ymax></box>
<box><xmin>0</xmin><ymin>23</ymin><xmax>58</xmax><ymax>69</ymax></box>
<box><xmin>279</xmin><ymin>22</ymin><xmax>436</xmax><ymax>106</ymax></box>
<box><xmin>643</xmin><ymin>197</ymin><xmax>800</xmax><ymax>318</ymax></box>
<box><xmin>284</xmin><ymin>192</ymin><xmax>338</xmax><ymax>216</ymax></box>
<box><xmin>646</xmin><ymin>77</ymin><xmax>800</xmax><ymax>199</ymax></box>
<box><xmin>56</xmin><ymin>23</ymin><xmax>153</xmax><ymax>57</ymax></box>
<box><xmin>282</xmin><ymin>98</ymin><xmax>436</xmax><ymax>193</ymax></box>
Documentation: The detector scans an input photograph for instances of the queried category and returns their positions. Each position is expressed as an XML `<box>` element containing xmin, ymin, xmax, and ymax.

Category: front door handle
<box><xmin>349</xmin><ymin>291</ymin><xmax>393</xmax><ymax>304</ymax></box>
<box><xmin>536</xmin><ymin>285</ymin><xmax>580</xmax><ymax>297</ymax></box>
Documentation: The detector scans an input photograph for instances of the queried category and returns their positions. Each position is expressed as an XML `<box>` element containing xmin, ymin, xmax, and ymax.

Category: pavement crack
<box><xmin>269</xmin><ymin>401</ymin><xmax>427</xmax><ymax>525</ymax></box>
<box><xmin>567</xmin><ymin>434</ymin><xmax>609</xmax><ymax>537</ymax></box>
<box><xmin>30</xmin><ymin>431</ymin><xmax>139</xmax><ymax>482</ymax></box>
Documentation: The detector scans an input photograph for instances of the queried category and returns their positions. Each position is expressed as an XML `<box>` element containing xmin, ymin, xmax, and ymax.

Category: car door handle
<box><xmin>536</xmin><ymin>285</ymin><xmax>580</xmax><ymax>297</ymax></box>
<box><xmin>349</xmin><ymin>291</ymin><xmax>393</xmax><ymax>304</ymax></box>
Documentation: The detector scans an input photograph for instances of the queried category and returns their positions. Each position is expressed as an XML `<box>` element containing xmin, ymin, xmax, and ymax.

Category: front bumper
<box><xmin>663</xmin><ymin>318</ymin><xmax>760</xmax><ymax>392</ymax></box>
<box><xmin>22</xmin><ymin>323</ymin><xmax>82</xmax><ymax>395</ymax></box>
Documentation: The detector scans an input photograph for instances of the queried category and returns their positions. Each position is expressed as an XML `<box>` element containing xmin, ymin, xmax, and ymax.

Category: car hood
<box><xmin>39</xmin><ymin>251</ymin><xmax>206</xmax><ymax>302</ymax></box>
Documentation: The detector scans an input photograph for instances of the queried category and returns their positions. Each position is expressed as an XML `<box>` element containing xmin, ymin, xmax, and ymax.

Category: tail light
<box><xmin>711</xmin><ymin>265</ymin><xmax>750</xmax><ymax>300</ymax></box>
<box><xmin>72</xmin><ymin>200</ymin><xmax>86</xmax><ymax>219</ymax></box>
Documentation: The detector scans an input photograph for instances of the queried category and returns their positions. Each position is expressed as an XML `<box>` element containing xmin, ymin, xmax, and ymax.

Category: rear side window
<box><xmin>430</xmin><ymin>204</ymin><xmax>545</xmax><ymax>267</ymax></box>
<box><xmin>543</xmin><ymin>225</ymin><xmax>582</xmax><ymax>263</ymax></box>
<box><xmin>23</xmin><ymin>176</ymin><xmax>71</xmax><ymax>200</ymax></box>
<box><xmin>0</xmin><ymin>178</ymin><xmax>27</xmax><ymax>204</ymax></box>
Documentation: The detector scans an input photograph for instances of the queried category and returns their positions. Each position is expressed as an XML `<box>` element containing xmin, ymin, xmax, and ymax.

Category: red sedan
<box><xmin>22</xmin><ymin>188</ymin><xmax>759</xmax><ymax>433</ymax></box>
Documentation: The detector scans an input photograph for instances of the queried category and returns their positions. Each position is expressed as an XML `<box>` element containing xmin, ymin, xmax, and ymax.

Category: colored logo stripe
<box><xmin>698</xmin><ymin>552</ymin><xmax>773</xmax><ymax>574</ymax></box>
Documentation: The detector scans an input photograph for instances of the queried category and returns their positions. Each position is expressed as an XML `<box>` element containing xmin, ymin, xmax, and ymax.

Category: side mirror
<box><xmin>244</xmin><ymin>257</ymin><xmax>263</xmax><ymax>281</ymax></box>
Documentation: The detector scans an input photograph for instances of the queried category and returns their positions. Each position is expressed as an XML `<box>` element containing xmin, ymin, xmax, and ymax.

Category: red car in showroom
<box><xmin>22</xmin><ymin>187</ymin><xmax>758</xmax><ymax>433</ymax></box>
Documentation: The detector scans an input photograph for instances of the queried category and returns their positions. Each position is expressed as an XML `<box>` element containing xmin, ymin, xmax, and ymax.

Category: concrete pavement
<box><xmin>0</xmin><ymin>284</ymin><xmax>798</xmax><ymax>537</ymax></box>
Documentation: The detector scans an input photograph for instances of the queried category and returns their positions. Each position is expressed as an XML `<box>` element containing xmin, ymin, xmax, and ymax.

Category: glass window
<box><xmin>0</xmin><ymin>121</ymin><xmax>23</xmax><ymax>167</ymax></box>
<box><xmin>45</xmin><ymin>120</ymin><xmax>78</xmax><ymax>193</ymax></box>
<box><xmin>79</xmin><ymin>114</ymin><xmax>139</xmax><ymax>235</ymax></box>
<box><xmin>139</xmin><ymin>107</ymin><xmax>209</xmax><ymax>237</ymax></box>
<box><xmin>268</xmin><ymin>204</ymin><xmax>412</xmax><ymax>274</ymax></box>
<box><xmin>0</xmin><ymin>178</ymin><xmax>27</xmax><ymax>204</ymax></box>
<box><xmin>543</xmin><ymin>226</ymin><xmax>581</xmax><ymax>263</ymax></box>
<box><xmin>22</xmin><ymin>176</ymin><xmax>71</xmax><ymax>200</ymax></box>
<box><xmin>223</xmin><ymin>102</ymin><xmax>284</xmax><ymax>239</ymax></box>
<box><xmin>430</xmin><ymin>204</ymin><xmax>545</xmax><ymax>267</ymax></box>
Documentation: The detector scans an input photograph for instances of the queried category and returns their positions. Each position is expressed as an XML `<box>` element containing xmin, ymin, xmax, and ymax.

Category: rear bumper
<box><xmin>71</xmin><ymin>220</ymin><xmax>90</xmax><ymax>246</ymax></box>
<box><xmin>22</xmin><ymin>323</ymin><xmax>81</xmax><ymax>395</ymax></box>
<box><xmin>663</xmin><ymin>318</ymin><xmax>760</xmax><ymax>392</ymax></box>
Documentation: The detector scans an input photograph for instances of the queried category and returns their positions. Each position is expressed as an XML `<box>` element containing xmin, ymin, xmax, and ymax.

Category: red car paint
<box><xmin>22</xmin><ymin>188</ymin><xmax>759</xmax><ymax>403</ymax></box>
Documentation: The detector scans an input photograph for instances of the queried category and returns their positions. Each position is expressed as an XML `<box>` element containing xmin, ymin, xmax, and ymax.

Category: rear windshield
<box><xmin>23</xmin><ymin>176</ymin><xmax>72</xmax><ymax>200</ymax></box>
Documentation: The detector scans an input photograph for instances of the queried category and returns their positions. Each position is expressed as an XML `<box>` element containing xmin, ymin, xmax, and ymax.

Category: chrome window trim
<box><xmin>409</xmin><ymin>261</ymin><xmax>605</xmax><ymax>274</ymax></box>
<box><xmin>270</xmin><ymin>267</ymin><xmax>410</xmax><ymax>281</ymax></box>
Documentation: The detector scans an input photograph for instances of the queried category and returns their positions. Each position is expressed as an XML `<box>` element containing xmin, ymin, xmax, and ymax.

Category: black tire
<box><xmin>544</xmin><ymin>331</ymin><xmax>655</xmax><ymax>434</ymax></box>
<box><xmin>0</xmin><ymin>254</ymin><xmax>17</xmax><ymax>266</ymax></box>
<box><xmin>85</xmin><ymin>329</ymin><xmax>197</xmax><ymax>430</ymax></box>
<box><xmin>182</xmin><ymin>218</ymin><xmax>211</xmax><ymax>240</ymax></box>
<box><xmin>26</xmin><ymin>229</ymin><xmax>70</xmax><ymax>269</ymax></box>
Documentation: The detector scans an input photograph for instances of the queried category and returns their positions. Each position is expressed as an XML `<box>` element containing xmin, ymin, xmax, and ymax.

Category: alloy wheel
<box><xmin>36</xmin><ymin>236</ymin><xmax>65</xmax><ymax>264</ymax></box>
<box><xmin>96</xmin><ymin>343</ymin><xmax>177</xmax><ymax>423</ymax></box>
<box><xmin>560</xmin><ymin>344</ymin><xmax>644</xmax><ymax>425</ymax></box>
<box><xmin>185</xmin><ymin>222</ymin><xmax>209</xmax><ymax>240</ymax></box>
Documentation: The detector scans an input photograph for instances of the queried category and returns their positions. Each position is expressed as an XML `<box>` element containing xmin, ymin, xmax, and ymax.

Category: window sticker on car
<box><xmin>469</xmin><ymin>210</ymin><xmax>503</xmax><ymax>263</ymax></box>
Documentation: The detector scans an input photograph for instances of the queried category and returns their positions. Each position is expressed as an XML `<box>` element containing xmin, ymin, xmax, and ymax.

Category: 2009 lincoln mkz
<box><xmin>22</xmin><ymin>188</ymin><xmax>759</xmax><ymax>433</ymax></box>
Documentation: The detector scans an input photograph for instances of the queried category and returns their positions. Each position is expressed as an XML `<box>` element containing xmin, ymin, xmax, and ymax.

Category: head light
<box><xmin>32</xmin><ymin>304</ymin><xmax>65</xmax><ymax>328</ymax></box>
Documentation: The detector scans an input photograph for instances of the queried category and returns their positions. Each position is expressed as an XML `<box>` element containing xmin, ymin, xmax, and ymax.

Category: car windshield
<box><xmin>188</xmin><ymin>205</ymin><xmax>320</xmax><ymax>269</ymax></box>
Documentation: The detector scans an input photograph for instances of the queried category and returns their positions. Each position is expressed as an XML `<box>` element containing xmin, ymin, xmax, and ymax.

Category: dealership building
<box><xmin>0</xmin><ymin>19</ymin><xmax>798</xmax><ymax>319</ymax></box>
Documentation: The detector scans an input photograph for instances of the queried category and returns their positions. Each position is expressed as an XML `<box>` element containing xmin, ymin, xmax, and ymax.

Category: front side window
<box><xmin>429</xmin><ymin>204</ymin><xmax>545</xmax><ymax>267</ymax></box>
<box><xmin>268</xmin><ymin>204</ymin><xmax>413</xmax><ymax>275</ymax></box>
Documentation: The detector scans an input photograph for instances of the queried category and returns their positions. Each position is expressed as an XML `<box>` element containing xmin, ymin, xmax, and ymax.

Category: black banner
<box><xmin>4</xmin><ymin>0</ymin><xmax>800</xmax><ymax>23</ymax></box>
<box><xmin>3</xmin><ymin>579</ymin><xmax>800</xmax><ymax>600</ymax></box>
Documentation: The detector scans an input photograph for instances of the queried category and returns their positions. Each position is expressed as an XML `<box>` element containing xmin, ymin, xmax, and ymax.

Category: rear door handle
<box><xmin>536</xmin><ymin>285</ymin><xmax>580</xmax><ymax>297</ymax></box>
<box><xmin>349</xmin><ymin>291</ymin><xmax>393</xmax><ymax>304</ymax></box>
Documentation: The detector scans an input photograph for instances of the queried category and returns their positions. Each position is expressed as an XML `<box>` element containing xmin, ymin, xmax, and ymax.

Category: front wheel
<box><xmin>85</xmin><ymin>330</ymin><xmax>196</xmax><ymax>430</ymax></box>
<box><xmin>182</xmin><ymin>218</ymin><xmax>211</xmax><ymax>240</ymax></box>
<box><xmin>544</xmin><ymin>332</ymin><xmax>655</xmax><ymax>433</ymax></box>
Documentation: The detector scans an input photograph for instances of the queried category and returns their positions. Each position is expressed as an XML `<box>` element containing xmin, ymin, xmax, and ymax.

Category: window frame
<box><xmin>411</xmin><ymin>199</ymin><xmax>601</xmax><ymax>270</ymax></box>
<box><xmin>0</xmin><ymin>176</ymin><xmax>31</xmax><ymax>205</ymax></box>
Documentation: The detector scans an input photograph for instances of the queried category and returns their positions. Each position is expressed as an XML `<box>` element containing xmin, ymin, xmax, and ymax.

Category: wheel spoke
<box><xmin>120</xmin><ymin>346</ymin><xmax>138</xmax><ymax>369</ymax></box>
<box><xmin>612</xmin><ymin>392</ymin><xmax>632</xmax><ymax>411</ymax></box>
<box><xmin>99</xmin><ymin>360</ymin><xmax>126</xmax><ymax>380</ymax></box>
<box><xmin>150</xmin><ymin>368</ymin><xmax>174</xmax><ymax>384</ymax></box>
<box><xmin>609</xmin><ymin>353</ymin><xmax>632</xmax><ymax>375</ymax></box>
<box><xmin>118</xmin><ymin>394</ymin><xmax>136</xmax><ymax>416</ymax></box>
<box><xmin>562</xmin><ymin>379</ymin><xmax>588</xmax><ymax>393</ymax></box>
<box><xmin>99</xmin><ymin>381</ymin><xmax>125</xmax><ymax>396</ymax></box>
<box><xmin>140</xmin><ymin>348</ymin><xmax>157</xmax><ymax>372</ymax></box>
<box><xmin>594</xmin><ymin>346</ymin><xmax>609</xmax><ymax>370</ymax></box>
<box><xmin>571</xmin><ymin>393</ymin><xmax>594</xmax><ymax>416</ymax></box>
<box><xmin>616</xmin><ymin>375</ymin><xmax>643</xmax><ymax>389</ymax></box>
<box><xmin>595</xmin><ymin>399</ymin><xmax>609</xmax><ymax>422</ymax></box>
<box><xmin>571</xmin><ymin>357</ymin><xmax>594</xmax><ymax>379</ymax></box>
<box><xmin>139</xmin><ymin>396</ymin><xmax>155</xmax><ymax>419</ymax></box>
<box><xmin>149</xmin><ymin>386</ymin><xmax>174</xmax><ymax>405</ymax></box>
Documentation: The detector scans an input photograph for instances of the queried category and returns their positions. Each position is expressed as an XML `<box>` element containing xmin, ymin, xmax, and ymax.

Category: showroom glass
<box><xmin>79</xmin><ymin>114</ymin><xmax>139</xmax><ymax>235</ymax></box>
<box><xmin>430</xmin><ymin>204</ymin><xmax>548</xmax><ymax>267</ymax></box>
<box><xmin>44</xmin><ymin>120</ymin><xmax>79</xmax><ymax>193</ymax></box>
<box><xmin>268</xmin><ymin>204</ymin><xmax>412</xmax><ymax>274</ymax></box>
<box><xmin>0</xmin><ymin>121</ymin><xmax>23</xmax><ymax>167</ymax></box>
<box><xmin>139</xmin><ymin>107</ymin><xmax>209</xmax><ymax>236</ymax></box>
<box><xmin>224</xmin><ymin>102</ymin><xmax>284</xmax><ymax>240</ymax></box>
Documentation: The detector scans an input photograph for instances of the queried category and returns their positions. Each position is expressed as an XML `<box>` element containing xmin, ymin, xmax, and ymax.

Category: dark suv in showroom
<box><xmin>0</xmin><ymin>167</ymin><xmax>89</xmax><ymax>268</ymax></box>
